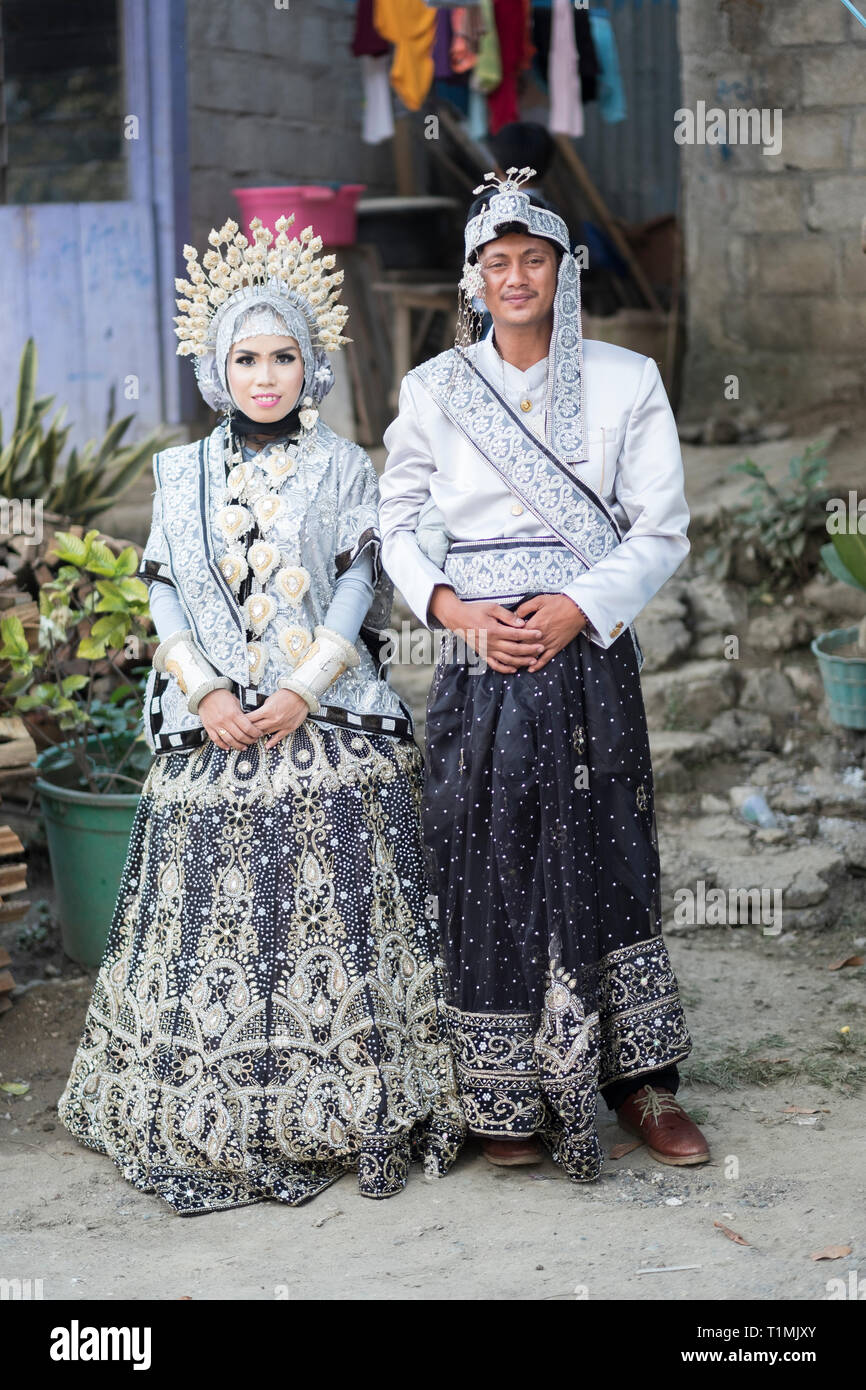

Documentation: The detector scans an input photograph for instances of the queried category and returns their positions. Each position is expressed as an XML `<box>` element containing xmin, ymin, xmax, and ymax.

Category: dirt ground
<box><xmin>1</xmin><ymin>859</ymin><xmax>863</xmax><ymax>1302</ymax></box>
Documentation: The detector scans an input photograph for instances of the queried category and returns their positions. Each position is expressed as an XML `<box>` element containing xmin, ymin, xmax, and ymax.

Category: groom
<box><xmin>378</xmin><ymin>172</ymin><xmax>709</xmax><ymax>1177</ymax></box>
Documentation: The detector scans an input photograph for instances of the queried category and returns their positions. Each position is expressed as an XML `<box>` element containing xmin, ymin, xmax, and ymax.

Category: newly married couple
<box><xmin>58</xmin><ymin>171</ymin><xmax>708</xmax><ymax>1216</ymax></box>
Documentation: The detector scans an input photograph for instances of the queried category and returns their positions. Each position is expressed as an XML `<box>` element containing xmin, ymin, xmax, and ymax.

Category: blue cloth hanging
<box><xmin>589</xmin><ymin>9</ymin><xmax>626</xmax><ymax>124</ymax></box>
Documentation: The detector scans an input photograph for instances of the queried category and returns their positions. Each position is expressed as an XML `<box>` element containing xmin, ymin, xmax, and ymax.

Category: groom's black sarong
<box><xmin>422</xmin><ymin>602</ymin><xmax>691</xmax><ymax>1182</ymax></box>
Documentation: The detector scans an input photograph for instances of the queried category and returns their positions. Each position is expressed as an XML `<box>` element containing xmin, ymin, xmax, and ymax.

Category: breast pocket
<box><xmin>569</xmin><ymin>426</ymin><xmax>621</xmax><ymax>500</ymax></box>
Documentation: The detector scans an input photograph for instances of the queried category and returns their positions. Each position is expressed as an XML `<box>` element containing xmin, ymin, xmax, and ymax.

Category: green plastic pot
<box><xmin>811</xmin><ymin>626</ymin><xmax>866</xmax><ymax>730</ymax></box>
<box><xmin>35</xmin><ymin>751</ymin><xmax>140</xmax><ymax>968</ymax></box>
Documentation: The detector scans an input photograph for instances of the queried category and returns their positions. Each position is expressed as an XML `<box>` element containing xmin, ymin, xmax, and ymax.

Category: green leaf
<box><xmin>84</xmin><ymin>538</ymin><xmax>118</xmax><ymax>576</ymax></box>
<box><xmin>95</xmin><ymin>416</ymin><xmax>130</xmax><ymax>469</ymax></box>
<box><xmin>90</xmin><ymin>611</ymin><xmax>128</xmax><ymax>641</ymax></box>
<box><xmin>13</xmin><ymin>340</ymin><xmax>37</xmax><ymax>436</ymax></box>
<box><xmin>113</xmin><ymin>546</ymin><xmax>140</xmax><ymax>577</ymax></box>
<box><xmin>3</xmin><ymin>671</ymin><xmax>33</xmax><ymax>697</ymax></box>
<box><xmin>51</xmin><ymin>531</ymin><xmax>88</xmax><ymax>567</ymax></box>
<box><xmin>116</xmin><ymin>577</ymin><xmax>148</xmax><ymax>603</ymax></box>
<box><xmin>732</xmin><ymin>459</ymin><xmax>763</xmax><ymax>479</ymax></box>
<box><xmin>93</xmin><ymin>580</ymin><xmax>127</xmax><ymax>613</ymax></box>
<box><xmin>0</xmin><ymin>1081</ymin><xmax>30</xmax><ymax>1095</ymax></box>
<box><xmin>31</xmin><ymin>682</ymin><xmax>60</xmax><ymax>702</ymax></box>
<box><xmin>86</xmin><ymin>619</ymin><xmax>129</xmax><ymax>658</ymax></box>
<box><xmin>15</xmin><ymin>692</ymin><xmax>50</xmax><ymax>711</ymax></box>
<box><xmin>58</xmin><ymin>712</ymin><xmax>87</xmax><ymax>731</ymax></box>
<box><xmin>76</xmin><ymin>635</ymin><xmax>107</xmax><ymax>660</ymax></box>
<box><xmin>61</xmin><ymin>674</ymin><xmax>89</xmax><ymax>695</ymax></box>
<box><xmin>108</xmin><ymin>683</ymin><xmax>135</xmax><ymax>704</ymax></box>
<box><xmin>0</xmin><ymin>613</ymin><xmax>29</xmax><ymax>660</ymax></box>
<box><xmin>830</xmin><ymin>532</ymin><xmax>866</xmax><ymax>592</ymax></box>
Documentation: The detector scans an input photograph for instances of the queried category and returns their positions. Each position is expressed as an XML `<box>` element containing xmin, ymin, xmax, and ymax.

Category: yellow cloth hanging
<box><xmin>374</xmin><ymin>0</ymin><xmax>436</xmax><ymax>112</ymax></box>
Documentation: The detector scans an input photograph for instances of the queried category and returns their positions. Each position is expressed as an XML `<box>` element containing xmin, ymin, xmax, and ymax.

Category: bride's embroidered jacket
<box><xmin>379</xmin><ymin>332</ymin><xmax>690</xmax><ymax>650</ymax></box>
<box><xmin>139</xmin><ymin>418</ymin><xmax>412</xmax><ymax>753</ymax></box>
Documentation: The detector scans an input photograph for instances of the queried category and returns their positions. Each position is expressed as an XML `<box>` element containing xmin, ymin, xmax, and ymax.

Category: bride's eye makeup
<box><xmin>233</xmin><ymin>352</ymin><xmax>297</xmax><ymax>365</ymax></box>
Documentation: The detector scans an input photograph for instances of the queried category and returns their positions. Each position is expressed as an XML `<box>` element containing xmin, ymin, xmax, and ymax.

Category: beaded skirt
<box><xmin>422</xmin><ymin>612</ymin><xmax>691</xmax><ymax>1182</ymax></box>
<box><xmin>58</xmin><ymin>723</ymin><xmax>465</xmax><ymax>1214</ymax></box>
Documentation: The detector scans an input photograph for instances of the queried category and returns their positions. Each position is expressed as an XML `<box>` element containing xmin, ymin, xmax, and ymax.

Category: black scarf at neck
<box><xmin>229</xmin><ymin>405</ymin><xmax>302</xmax><ymax>438</ymax></box>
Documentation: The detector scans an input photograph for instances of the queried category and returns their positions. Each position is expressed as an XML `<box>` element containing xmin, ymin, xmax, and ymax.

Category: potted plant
<box><xmin>812</xmin><ymin>531</ymin><xmax>866</xmax><ymax>730</ymax></box>
<box><xmin>0</xmin><ymin>528</ymin><xmax>155</xmax><ymax>967</ymax></box>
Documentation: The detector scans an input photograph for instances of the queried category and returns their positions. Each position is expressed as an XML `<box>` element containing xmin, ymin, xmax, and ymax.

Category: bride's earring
<box><xmin>299</xmin><ymin>395</ymin><xmax>319</xmax><ymax>432</ymax></box>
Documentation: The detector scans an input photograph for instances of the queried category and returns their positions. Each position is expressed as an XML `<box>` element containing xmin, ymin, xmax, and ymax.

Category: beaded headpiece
<box><xmin>464</xmin><ymin>167</ymin><xmax>570</xmax><ymax>260</ymax></box>
<box><xmin>174</xmin><ymin>214</ymin><xmax>350</xmax><ymax>413</ymax></box>
<box><xmin>456</xmin><ymin>167</ymin><xmax>587</xmax><ymax>463</ymax></box>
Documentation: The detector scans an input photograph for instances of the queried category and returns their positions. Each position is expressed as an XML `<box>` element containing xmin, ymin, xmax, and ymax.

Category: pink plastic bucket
<box><xmin>232</xmin><ymin>184</ymin><xmax>366</xmax><ymax>246</ymax></box>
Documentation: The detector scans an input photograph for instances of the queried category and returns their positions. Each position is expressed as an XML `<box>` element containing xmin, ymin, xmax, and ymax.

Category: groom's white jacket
<box><xmin>378</xmin><ymin>335</ymin><xmax>689</xmax><ymax>650</ymax></box>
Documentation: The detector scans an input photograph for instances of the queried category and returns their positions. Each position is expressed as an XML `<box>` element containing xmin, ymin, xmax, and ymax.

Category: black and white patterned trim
<box><xmin>139</xmin><ymin>559</ymin><xmax>175</xmax><ymax>586</ymax></box>
<box><xmin>445</xmin><ymin>537</ymin><xmax>590</xmax><ymax>604</ymax></box>
<box><xmin>153</xmin><ymin>428</ymin><xmax>250</xmax><ymax>687</ymax></box>
<box><xmin>443</xmin><ymin>537</ymin><xmax>642</xmax><ymax>664</ymax></box>
<box><xmin>147</xmin><ymin>676</ymin><xmax>414</xmax><ymax>754</ymax></box>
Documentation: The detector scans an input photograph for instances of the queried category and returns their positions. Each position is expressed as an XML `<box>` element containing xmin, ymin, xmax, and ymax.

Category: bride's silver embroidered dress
<box><xmin>58</xmin><ymin>215</ymin><xmax>465</xmax><ymax>1213</ymax></box>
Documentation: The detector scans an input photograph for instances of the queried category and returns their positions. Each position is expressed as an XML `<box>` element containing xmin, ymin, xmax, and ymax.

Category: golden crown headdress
<box><xmin>173</xmin><ymin>214</ymin><xmax>350</xmax><ymax>358</ymax></box>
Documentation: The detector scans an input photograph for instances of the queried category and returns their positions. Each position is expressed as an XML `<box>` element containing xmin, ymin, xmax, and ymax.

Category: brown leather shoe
<box><xmin>481</xmin><ymin>1136</ymin><xmax>544</xmax><ymax>1166</ymax></box>
<box><xmin>616</xmin><ymin>1086</ymin><xmax>710</xmax><ymax>1166</ymax></box>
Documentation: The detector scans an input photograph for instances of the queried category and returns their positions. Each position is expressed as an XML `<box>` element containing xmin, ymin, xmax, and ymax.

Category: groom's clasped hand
<box><xmin>451</xmin><ymin>593</ymin><xmax>587</xmax><ymax>673</ymax></box>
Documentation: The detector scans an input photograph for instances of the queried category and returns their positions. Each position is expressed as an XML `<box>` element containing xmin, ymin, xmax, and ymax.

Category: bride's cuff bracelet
<box><xmin>277</xmin><ymin>625</ymin><xmax>361</xmax><ymax>715</ymax></box>
<box><xmin>153</xmin><ymin>628</ymin><xmax>233</xmax><ymax>715</ymax></box>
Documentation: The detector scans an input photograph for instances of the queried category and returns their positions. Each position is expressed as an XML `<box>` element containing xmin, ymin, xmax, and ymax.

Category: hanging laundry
<box><xmin>433</xmin><ymin>7</ymin><xmax>454</xmax><ymax>80</ymax></box>
<box><xmin>589</xmin><ymin>7</ymin><xmax>627</xmax><ymax>124</ymax></box>
<box><xmin>374</xmin><ymin>0</ymin><xmax>437</xmax><ymax>112</ymax></box>
<box><xmin>548</xmin><ymin>0</ymin><xmax>582</xmax><ymax>137</ymax></box>
<box><xmin>360</xmin><ymin>54</ymin><xmax>396</xmax><ymax>143</ymax></box>
<box><xmin>451</xmin><ymin>5</ymin><xmax>484</xmax><ymax>74</ymax></box>
<box><xmin>467</xmin><ymin>85</ymin><xmax>489</xmax><ymax>140</ymax></box>
<box><xmin>474</xmin><ymin>0</ymin><xmax>503</xmax><ymax>95</ymax></box>
<box><xmin>435</xmin><ymin>78</ymin><xmax>471</xmax><ymax>114</ymax></box>
<box><xmin>486</xmin><ymin>0</ymin><xmax>530</xmax><ymax>135</ymax></box>
<box><xmin>352</xmin><ymin>0</ymin><xmax>389</xmax><ymax>58</ymax></box>
<box><xmin>573</xmin><ymin>7</ymin><xmax>599</xmax><ymax>104</ymax></box>
<box><xmin>530</xmin><ymin>1</ymin><xmax>599</xmax><ymax>105</ymax></box>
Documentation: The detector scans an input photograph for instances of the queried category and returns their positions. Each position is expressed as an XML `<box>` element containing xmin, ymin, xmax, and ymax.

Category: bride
<box><xmin>57</xmin><ymin>214</ymin><xmax>465</xmax><ymax>1214</ymax></box>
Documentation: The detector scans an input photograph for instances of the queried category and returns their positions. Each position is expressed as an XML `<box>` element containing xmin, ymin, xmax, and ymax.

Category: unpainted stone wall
<box><xmin>677</xmin><ymin>0</ymin><xmax>866</xmax><ymax>419</ymax></box>
<box><xmin>185</xmin><ymin>0</ymin><xmax>393</xmax><ymax>247</ymax></box>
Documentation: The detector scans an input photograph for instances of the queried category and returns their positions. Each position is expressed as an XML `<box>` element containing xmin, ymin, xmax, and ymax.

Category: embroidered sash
<box><xmin>153</xmin><ymin>425</ymin><xmax>250</xmax><ymax>686</ymax></box>
<box><xmin>412</xmin><ymin>347</ymin><xmax>622</xmax><ymax>570</ymax></box>
<box><xmin>412</xmin><ymin>348</ymin><xmax>642</xmax><ymax>664</ymax></box>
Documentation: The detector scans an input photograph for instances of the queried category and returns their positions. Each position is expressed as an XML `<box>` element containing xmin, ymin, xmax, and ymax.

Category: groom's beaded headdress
<box><xmin>464</xmin><ymin>167</ymin><xmax>571</xmax><ymax>261</ymax></box>
<box><xmin>456</xmin><ymin>166</ymin><xmax>587</xmax><ymax>465</ymax></box>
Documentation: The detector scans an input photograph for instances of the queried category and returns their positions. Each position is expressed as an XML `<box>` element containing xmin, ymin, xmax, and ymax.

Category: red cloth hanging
<box><xmin>352</xmin><ymin>0</ymin><xmax>389</xmax><ymax>58</ymax></box>
<box><xmin>487</xmin><ymin>0</ymin><xmax>532</xmax><ymax>136</ymax></box>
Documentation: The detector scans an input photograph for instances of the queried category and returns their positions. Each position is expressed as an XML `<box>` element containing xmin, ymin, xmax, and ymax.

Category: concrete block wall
<box><xmin>185</xmin><ymin>0</ymin><xmax>394</xmax><ymax>249</ymax></box>
<box><xmin>678</xmin><ymin>0</ymin><xmax>866</xmax><ymax>420</ymax></box>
